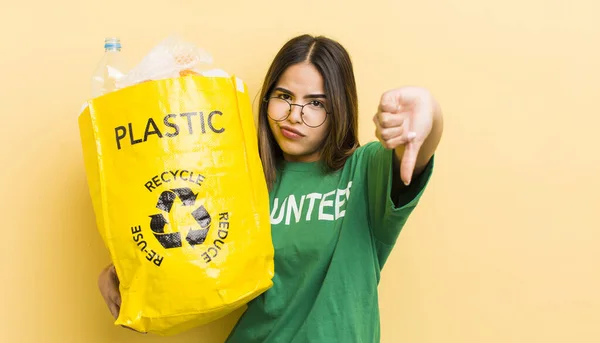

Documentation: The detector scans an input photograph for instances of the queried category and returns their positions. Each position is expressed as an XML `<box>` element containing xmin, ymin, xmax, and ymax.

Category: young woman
<box><xmin>98</xmin><ymin>34</ymin><xmax>443</xmax><ymax>342</ymax></box>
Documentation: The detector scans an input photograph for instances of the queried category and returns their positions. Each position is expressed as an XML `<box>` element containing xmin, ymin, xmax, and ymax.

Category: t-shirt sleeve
<box><xmin>361</xmin><ymin>142</ymin><xmax>434</xmax><ymax>266</ymax></box>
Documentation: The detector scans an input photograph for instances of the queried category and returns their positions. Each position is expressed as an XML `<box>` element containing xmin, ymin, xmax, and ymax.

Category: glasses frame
<box><xmin>263</xmin><ymin>96</ymin><xmax>330</xmax><ymax>128</ymax></box>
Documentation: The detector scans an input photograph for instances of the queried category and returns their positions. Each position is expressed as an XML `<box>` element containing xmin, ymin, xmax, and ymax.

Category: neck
<box><xmin>283</xmin><ymin>151</ymin><xmax>321</xmax><ymax>163</ymax></box>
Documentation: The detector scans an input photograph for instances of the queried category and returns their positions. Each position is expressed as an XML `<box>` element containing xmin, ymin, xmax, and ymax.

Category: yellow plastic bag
<box><xmin>78</xmin><ymin>74</ymin><xmax>274</xmax><ymax>335</ymax></box>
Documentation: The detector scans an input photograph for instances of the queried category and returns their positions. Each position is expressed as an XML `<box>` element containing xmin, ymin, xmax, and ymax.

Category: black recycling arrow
<box><xmin>192</xmin><ymin>205</ymin><xmax>211</xmax><ymax>228</ymax></box>
<box><xmin>149</xmin><ymin>213</ymin><xmax>182</xmax><ymax>248</ymax></box>
<box><xmin>154</xmin><ymin>232</ymin><xmax>182</xmax><ymax>249</ymax></box>
<box><xmin>156</xmin><ymin>190</ymin><xmax>177</xmax><ymax>212</ymax></box>
<box><xmin>186</xmin><ymin>205</ymin><xmax>211</xmax><ymax>246</ymax></box>
<box><xmin>150</xmin><ymin>188</ymin><xmax>211</xmax><ymax>248</ymax></box>
<box><xmin>156</xmin><ymin>188</ymin><xmax>197</xmax><ymax>212</ymax></box>
<box><xmin>149</xmin><ymin>214</ymin><xmax>168</xmax><ymax>233</ymax></box>
<box><xmin>186</xmin><ymin>227</ymin><xmax>209</xmax><ymax>246</ymax></box>
<box><xmin>171</xmin><ymin>188</ymin><xmax>197</xmax><ymax>206</ymax></box>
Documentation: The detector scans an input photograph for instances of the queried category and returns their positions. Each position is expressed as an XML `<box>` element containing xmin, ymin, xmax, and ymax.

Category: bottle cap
<box><xmin>104</xmin><ymin>37</ymin><xmax>122</xmax><ymax>50</ymax></box>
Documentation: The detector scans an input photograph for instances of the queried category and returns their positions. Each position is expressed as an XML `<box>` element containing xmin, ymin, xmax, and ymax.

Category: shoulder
<box><xmin>344</xmin><ymin>141</ymin><xmax>389</xmax><ymax>169</ymax></box>
<box><xmin>354</xmin><ymin>141</ymin><xmax>385</xmax><ymax>156</ymax></box>
<box><xmin>334</xmin><ymin>141</ymin><xmax>389</xmax><ymax>184</ymax></box>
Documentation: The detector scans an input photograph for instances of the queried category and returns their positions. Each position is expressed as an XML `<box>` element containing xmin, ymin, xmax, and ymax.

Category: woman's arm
<box><xmin>373</xmin><ymin>86</ymin><xmax>444</xmax><ymax>186</ymax></box>
<box><xmin>98</xmin><ymin>263</ymin><xmax>121</xmax><ymax>319</ymax></box>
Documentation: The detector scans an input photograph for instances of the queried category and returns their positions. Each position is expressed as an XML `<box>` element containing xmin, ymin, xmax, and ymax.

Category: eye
<box><xmin>308</xmin><ymin>100</ymin><xmax>325</xmax><ymax>108</ymax></box>
<box><xmin>276</xmin><ymin>93</ymin><xmax>292</xmax><ymax>101</ymax></box>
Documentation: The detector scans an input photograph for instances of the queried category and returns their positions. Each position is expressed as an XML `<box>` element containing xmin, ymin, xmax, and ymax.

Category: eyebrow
<box><xmin>273</xmin><ymin>87</ymin><xmax>327</xmax><ymax>99</ymax></box>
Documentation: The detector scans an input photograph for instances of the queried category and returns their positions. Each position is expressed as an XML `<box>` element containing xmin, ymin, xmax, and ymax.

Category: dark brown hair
<box><xmin>258</xmin><ymin>34</ymin><xmax>360</xmax><ymax>189</ymax></box>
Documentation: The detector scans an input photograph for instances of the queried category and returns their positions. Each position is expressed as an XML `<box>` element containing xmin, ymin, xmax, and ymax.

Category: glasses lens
<box><xmin>267</xmin><ymin>98</ymin><xmax>290</xmax><ymax>121</ymax></box>
<box><xmin>302</xmin><ymin>102</ymin><xmax>327</xmax><ymax>127</ymax></box>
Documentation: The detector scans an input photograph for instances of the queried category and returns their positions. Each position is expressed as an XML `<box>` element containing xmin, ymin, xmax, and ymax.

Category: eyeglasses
<box><xmin>263</xmin><ymin>96</ymin><xmax>329</xmax><ymax>128</ymax></box>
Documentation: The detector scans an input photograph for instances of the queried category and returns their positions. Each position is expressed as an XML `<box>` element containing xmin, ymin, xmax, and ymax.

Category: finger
<box><xmin>378</xmin><ymin>101</ymin><xmax>400</xmax><ymax>114</ymax></box>
<box><xmin>374</xmin><ymin>117</ymin><xmax>383</xmax><ymax>142</ymax></box>
<box><xmin>382</xmin><ymin>133</ymin><xmax>413</xmax><ymax>149</ymax></box>
<box><xmin>379</xmin><ymin>126</ymin><xmax>404</xmax><ymax>141</ymax></box>
<box><xmin>109</xmin><ymin>265</ymin><xmax>120</xmax><ymax>286</ymax></box>
<box><xmin>109</xmin><ymin>267</ymin><xmax>121</xmax><ymax>305</ymax></box>
<box><xmin>108</xmin><ymin>303</ymin><xmax>120</xmax><ymax>319</ymax></box>
<box><xmin>376</xmin><ymin>112</ymin><xmax>405</xmax><ymax>128</ymax></box>
<box><xmin>380</xmin><ymin>128</ymin><xmax>416</xmax><ymax>149</ymax></box>
<box><xmin>400</xmin><ymin>141</ymin><xmax>422</xmax><ymax>185</ymax></box>
<box><xmin>380</xmin><ymin>113</ymin><xmax>414</xmax><ymax>148</ymax></box>
<box><xmin>372</xmin><ymin>114</ymin><xmax>382</xmax><ymax>139</ymax></box>
<box><xmin>108</xmin><ymin>287</ymin><xmax>121</xmax><ymax>307</ymax></box>
<box><xmin>379</xmin><ymin>92</ymin><xmax>400</xmax><ymax>113</ymax></box>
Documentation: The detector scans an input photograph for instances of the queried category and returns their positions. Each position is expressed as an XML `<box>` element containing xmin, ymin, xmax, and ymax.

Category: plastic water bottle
<box><xmin>91</xmin><ymin>37</ymin><xmax>127</xmax><ymax>98</ymax></box>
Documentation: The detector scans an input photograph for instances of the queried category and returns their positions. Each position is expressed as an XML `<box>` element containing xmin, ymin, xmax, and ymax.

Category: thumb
<box><xmin>379</xmin><ymin>92</ymin><xmax>401</xmax><ymax>113</ymax></box>
<box><xmin>400</xmin><ymin>140</ymin><xmax>422</xmax><ymax>185</ymax></box>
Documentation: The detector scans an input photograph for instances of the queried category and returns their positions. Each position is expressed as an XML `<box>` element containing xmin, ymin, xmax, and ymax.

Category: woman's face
<box><xmin>267</xmin><ymin>63</ymin><xmax>330</xmax><ymax>162</ymax></box>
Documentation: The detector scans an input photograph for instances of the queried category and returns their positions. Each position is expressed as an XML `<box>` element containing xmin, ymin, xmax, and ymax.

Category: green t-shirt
<box><xmin>225</xmin><ymin>141</ymin><xmax>434</xmax><ymax>343</ymax></box>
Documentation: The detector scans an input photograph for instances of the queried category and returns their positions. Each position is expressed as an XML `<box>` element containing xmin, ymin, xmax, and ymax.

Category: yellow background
<box><xmin>1</xmin><ymin>0</ymin><xmax>598</xmax><ymax>342</ymax></box>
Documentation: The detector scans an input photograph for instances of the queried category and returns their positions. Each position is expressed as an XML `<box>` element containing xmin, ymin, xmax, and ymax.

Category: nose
<box><xmin>287</xmin><ymin>104</ymin><xmax>303</xmax><ymax>124</ymax></box>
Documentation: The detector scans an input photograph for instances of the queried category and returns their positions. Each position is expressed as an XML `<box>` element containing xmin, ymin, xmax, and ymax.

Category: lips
<box><xmin>280</xmin><ymin>125</ymin><xmax>305</xmax><ymax>139</ymax></box>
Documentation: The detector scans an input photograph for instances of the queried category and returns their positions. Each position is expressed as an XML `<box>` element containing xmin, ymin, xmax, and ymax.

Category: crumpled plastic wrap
<box><xmin>117</xmin><ymin>35</ymin><xmax>216</xmax><ymax>88</ymax></box>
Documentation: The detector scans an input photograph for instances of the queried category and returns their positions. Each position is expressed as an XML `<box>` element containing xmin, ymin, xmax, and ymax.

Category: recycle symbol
<box><xmin>149</xmin><ymin>187</ymin><xmax>211</xmax><ymax>249</ymax></box>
